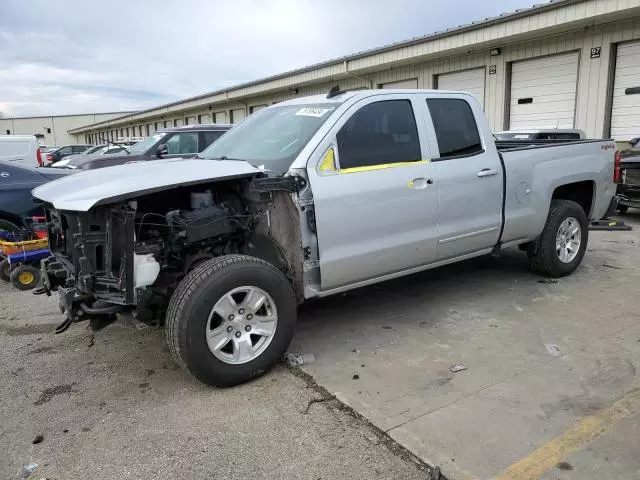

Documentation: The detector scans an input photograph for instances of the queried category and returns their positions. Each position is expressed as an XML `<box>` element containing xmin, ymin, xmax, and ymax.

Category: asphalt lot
<box><xmin>2</xmin><ymin>213</ymin><xmax>640</xmax><ymax>479</ymax></box>
<box><xmin>0</xmin><ymin>285</ymin><xmax>429</xmax><ymax>479</ymax></box>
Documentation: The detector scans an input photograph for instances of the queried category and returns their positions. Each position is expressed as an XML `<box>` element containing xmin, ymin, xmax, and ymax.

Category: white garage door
<box><xmin>436</xmin><ymin>68</ymin><xmax>486</xmax><ymax>108</ymax></box>
<box><xmin>214</xmin><ymin>112</ymin><xmax>227</xmax><ymax>124</ymax></box>
<box><xmin>611</xmin><ymin>40</ymin><xmax>640</xmax><ymax>141</ymax></box>
<box><xmin>380</xmin><ymin>79</ymin><xmax>418</xmax><ymax>89</ymax></box>
<box><xmin>509</xmin><ymin>52</ymin><xmax>579</xmax><ymax>130</ymax></box>
<box><xmin>250</xmin><ymin>104</ymin><xmax>267</xmax><ymax>113</ymax></box>
<box><xmin>231</xmin><ymin>108</ymin><xmax>246</xmax><ymax>123</ymax></box>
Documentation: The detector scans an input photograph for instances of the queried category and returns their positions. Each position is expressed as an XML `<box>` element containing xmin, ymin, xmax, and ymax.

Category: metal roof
<box><xmin>0</xmin><ymin>111</ymin><xmax>136</xmax><ymax>121</ymax></box>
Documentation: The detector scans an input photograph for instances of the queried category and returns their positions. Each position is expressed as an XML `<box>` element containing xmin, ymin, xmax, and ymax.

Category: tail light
<box><xmin>46</xmin><ymin>152</ymin><xmax>52</xmax><ymax>162</ymax></box>
<box><xmin>36</xmin><ymin>148</ymin><xmax>43</xmax><ymax>166</ymax></box>
<box><xmin>614</xmin><ymin>150</ymin><xmax>622</xmax><ymax>183</ymax></box>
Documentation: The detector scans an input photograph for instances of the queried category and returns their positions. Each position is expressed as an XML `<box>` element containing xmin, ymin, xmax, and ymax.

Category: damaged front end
<box><xmin>43</xmin><ymin>191</ymin><xmax>252</xmax><ymax>332</ymax></box>
<box><xmin>32</xmin><ymin>158</ymin><xmax>301</xmax><ymax>332</ymax></box>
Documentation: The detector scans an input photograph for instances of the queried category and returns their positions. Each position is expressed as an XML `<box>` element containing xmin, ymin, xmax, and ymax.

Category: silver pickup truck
<box><xmin>33</xmin><ymin>89</ymin><xmax>618</xmax><ymax>387</ymax></box>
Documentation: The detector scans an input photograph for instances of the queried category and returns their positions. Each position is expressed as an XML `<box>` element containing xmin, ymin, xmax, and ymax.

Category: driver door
<box><xmin>306</xmin><ymin>95</ymin><xmax>439</xmax><ymax>291</ymax></box>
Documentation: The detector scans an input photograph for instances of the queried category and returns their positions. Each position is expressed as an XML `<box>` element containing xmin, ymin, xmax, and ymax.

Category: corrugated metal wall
<box><xmin>82</xmin><ymin>15</ymin><xmax>640</xmax><ymax>143</ymax></box>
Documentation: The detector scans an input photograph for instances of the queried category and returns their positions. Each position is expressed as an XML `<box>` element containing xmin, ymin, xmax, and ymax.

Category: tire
<box><xmin>165</xmin><ymin>254</ymin><xmax>297</xmax><ymax>387</ymax></box>
<box><xmin>528</xmin><ymin>200</ymin><xmax>588</xmax><ymax>278</ymax></box>
<box><xmin>0</xmin><ymin>218</ymin><xmax>20</xmax><ymax>232</ymax></box>
<box><xmin>10</xmin><ymin>265</ymin><xmax>41</xmax><ymax>290</ymax></box>
<box><xmin>617</xmin><ymin>205</ymin><xmax>629</xmax><ymax>214</ymax></box>
<box><xmin>0</xmin><ymin>258</ymin><xmax>12</xmax><ymax>282</ymax></box>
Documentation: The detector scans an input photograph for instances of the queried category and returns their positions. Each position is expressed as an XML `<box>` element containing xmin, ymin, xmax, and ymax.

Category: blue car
<box><xmin>0</xmin><ymin>161</ymin><xmax>72</xmax><ymax>231</ymax></box>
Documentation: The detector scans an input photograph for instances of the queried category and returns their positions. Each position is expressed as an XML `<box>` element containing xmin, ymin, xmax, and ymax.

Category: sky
<box><xmin>0</xmin><ymin>0</ymin><xmax>540</xmax><ymax>117</ymax></box>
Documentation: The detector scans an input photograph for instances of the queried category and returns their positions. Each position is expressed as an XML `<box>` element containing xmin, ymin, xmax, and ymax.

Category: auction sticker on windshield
<box><xmin>295</xmin><ymin>107</ymin><xmax>333</xmax><ymax>117</ymax></box>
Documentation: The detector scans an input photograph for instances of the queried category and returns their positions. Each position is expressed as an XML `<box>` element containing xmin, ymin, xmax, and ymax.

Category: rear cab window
<box><xmin>333</xmin><ymin>99</ymin><xmax>422</xmax><ymax>172</ymax></box>
<box><xmin>426</xmin><ymin>98</ymin><xmax>483</xmax><ymax>159</ymax></box>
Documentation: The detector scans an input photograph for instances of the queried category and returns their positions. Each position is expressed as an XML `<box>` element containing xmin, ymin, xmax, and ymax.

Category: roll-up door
<box><xmin>611</xmin><ymin>40</ymin><xmax>640</xmax><ymax>141</ymax></box>
<box><xmin>436</xmin><ymin>68</ymin><xmax>486</xmax><ymax>109</ymax></box>
<box><xmin>231</xmin><ymin>108</ymin><xmax>246</xmax><ymax>123</ymax></box>
<box><xmin>380</xmin><ymin>79</ymin><xmax>418</xmax><ymax>89</ymax></box>
<box><xmin>509</xmin><ymin>52</ymin><xmax>579</xmax><ymax>129</ymax></box>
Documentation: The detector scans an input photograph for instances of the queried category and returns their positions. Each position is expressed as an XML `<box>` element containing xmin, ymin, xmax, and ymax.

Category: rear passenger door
<box><xmin>307</xmin><ymin>95</ymin><xmax>439</xmax><ymax>291</ymax></box>
<box><xmin>425</xmin><ymin>96</ymin><xmax>503</xmax><ymax>260</ymax></box>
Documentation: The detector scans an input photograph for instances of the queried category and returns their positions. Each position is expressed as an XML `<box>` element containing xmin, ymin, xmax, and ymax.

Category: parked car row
<box><xmin>0</xmin><ymin>123</ymin><xmax>233</xmax><ymax>230</ymax></box>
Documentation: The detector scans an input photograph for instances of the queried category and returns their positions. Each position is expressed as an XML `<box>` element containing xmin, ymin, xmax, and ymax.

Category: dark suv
<box><xmin>67</xmin><ymin>124</ymin><xmax>233</xmax><ymax>170</ymax></box>
<box><xmin>45</xmin><ymin>144</ymin><xmax>93</xmax><ymax>165</ymax></box>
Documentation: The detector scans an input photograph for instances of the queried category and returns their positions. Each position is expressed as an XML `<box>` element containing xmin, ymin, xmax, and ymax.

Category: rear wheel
<box><xmin>165</xmin><ymin>255</ymin><xmax>297</xmax><ymax>387</ymax></box>
<box><xmin>528</xmin><ymin>200</ymin><xmax>588</xmax><ymax>277</ymax></box>
<box><xmin>10</xmin><ymin>265</ymin><xmax>41</xmax><ymax>290</ymax></box>
<box><xmin>617</xmin><ymin>205</ymin><xmax>629</xmax><ymax>214</ymax></box>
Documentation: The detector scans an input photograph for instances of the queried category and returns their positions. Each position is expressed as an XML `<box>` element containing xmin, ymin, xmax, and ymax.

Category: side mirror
<box><xmin>156</xmin><ymin>143</ymin><xmax>168</xmax><ymax>157</ymax></box>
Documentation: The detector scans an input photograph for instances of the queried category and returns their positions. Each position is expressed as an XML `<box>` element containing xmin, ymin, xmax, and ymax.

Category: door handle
<box><xmin>409</xmin><ymin>177</ymin><xmax>433</xmax><ymax>189</ymax></box>
<box><xmin>477</xmin><ymin>168</ymin><xmax>498</xmax><ymax>178</ymax></box>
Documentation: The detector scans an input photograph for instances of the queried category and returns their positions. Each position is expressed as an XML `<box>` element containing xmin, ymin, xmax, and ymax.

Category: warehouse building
<box><xmin>72</xmin><ymin>0</ymin><xmax>640</xmax><ymax>146</ymax></box>
<box><xmin>0</xmin><ymin>111</ymin><xmax>135</xmax><ymax>146</ymax></box>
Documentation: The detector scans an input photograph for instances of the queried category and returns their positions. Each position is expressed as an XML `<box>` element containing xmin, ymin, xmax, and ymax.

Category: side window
<box><xmin>164</xmin><ymin>132</ymin><xmax>199</xmax><ymax>155</ymax></box>
<box><xmin>72</xmin><ymin>146</ymin><xmax>87</xmax><ymax>153</ymax></box>
<box><xmin>202</xmin><ymin>131</ymin><xmax>224</xmax><ymax>150</ymax></box>
<box><xmin>58</xmin><ymin>146</ymin><xmax>73</xmax><ymax>155</ymax></box>
<box><xmin>426</xmin><ymin>99</ymin><xmax>482</xmax><ymax>159</ymax></box>
<box><xmin>336</xmin><ymin>100</ymin><xmax>421</xmax><ymax>170</ymax></box>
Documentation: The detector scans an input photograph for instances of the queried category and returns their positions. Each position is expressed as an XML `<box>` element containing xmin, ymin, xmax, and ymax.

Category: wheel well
<box><xmin>0</xmin><ymin>212</ymin><xmax>23</xmax><ymax>229</ymax></box>
<box><xmin>552</xmin><ymin>181</ymin><xmax>594</xmax><ymax>217</ymax></box>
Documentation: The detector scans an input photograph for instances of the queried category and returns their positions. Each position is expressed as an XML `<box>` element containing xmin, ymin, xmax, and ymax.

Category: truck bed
<box><xmin>497</xmin><ymin>139</ymin><xmax>617</xmax><ymax>247</ymax></box>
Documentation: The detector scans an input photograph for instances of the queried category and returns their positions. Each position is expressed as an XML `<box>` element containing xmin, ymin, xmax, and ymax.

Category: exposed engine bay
<box><xmin>41</xmin><ymin>175</ymin><xmax>306</xmax><ymax>331</ymax></box>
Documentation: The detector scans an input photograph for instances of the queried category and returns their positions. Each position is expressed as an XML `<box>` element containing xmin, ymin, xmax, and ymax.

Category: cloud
<box><xmin>0</xmin><ymin>0</ymin><xmax>537</xmax><ymax>117</ymax></box>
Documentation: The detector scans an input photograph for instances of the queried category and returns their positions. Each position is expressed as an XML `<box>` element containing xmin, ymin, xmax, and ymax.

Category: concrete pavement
<box><xmin>291</xmin><ymin>213</ymin><xmax>640</xmax><ymax>479</ymax></box>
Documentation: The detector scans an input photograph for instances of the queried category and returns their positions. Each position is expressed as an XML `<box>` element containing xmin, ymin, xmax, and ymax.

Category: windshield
<box><xmin>127</xmin><ymin>133</ymin><xmax>167</xmax><ymax>154</ymax></box>
<box><xmin>199</xmin><ymin>103</ymin><xmax>339</xmax><ymax>174</ymax></box>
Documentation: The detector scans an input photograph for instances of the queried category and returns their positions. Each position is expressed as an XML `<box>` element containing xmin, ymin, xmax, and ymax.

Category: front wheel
<box><xmin>165</xmin><ymin>255</ymin><xmax>297</xmax><ymax>387</ymax></box>
<box><xmin>528</xmin><ymin>200</ymin><xmax>588</xmax><ymax>278</ymax></box>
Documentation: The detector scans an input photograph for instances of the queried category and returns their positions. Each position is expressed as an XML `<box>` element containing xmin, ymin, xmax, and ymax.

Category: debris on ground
<box><xmin>353</xmin><ymin>374</ymin><xmax>360</xmax><ymax>380</ymax></box>
<box><xmin>450</xmin><ymin>364</ymin><xmax>467</xmax><ymax>373</ymax></box>
<box><xmin>17</xmin><ymin>462</ymin><xmax>38</xmax><ymax>478</ymax></box>
<box><xmin>286</xmin><ymin>352</ymin><xmax>315</xmax><ymax>366</ymax></box>
<box><xmin>302</xmin><ymin>395</ymin><xmax>335</xmax><ymax>414</ymax></box>
<box><xmin>545</xmin><ymin>343</ymin><xmax>562</xmax><ymax>356</ymax></box>
<box><xmin>32</xmin><ymin>435</ymin><xmax>44</xmax><ymax>444</ymax></box>
<box><xmin>602</xmin><ymin>263</ymin><xmax>623</xmax><ymax>269</ymax></box>
<box><xmin>538</xmin><ymin>279</ymin><xmax>558</xmax><ymax>284</ymax></box>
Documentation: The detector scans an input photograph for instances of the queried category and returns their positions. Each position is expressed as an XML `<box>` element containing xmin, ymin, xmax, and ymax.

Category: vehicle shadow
<box><xmin>296</xmin><ymin>248</ymin><xmax>537</xmax><ymax>331</ymax></box>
